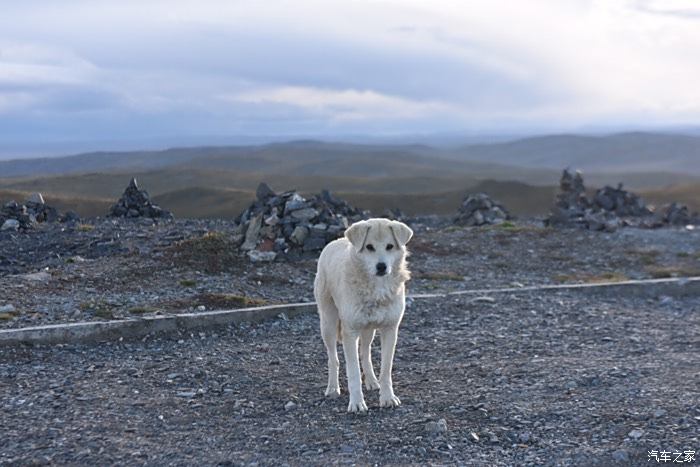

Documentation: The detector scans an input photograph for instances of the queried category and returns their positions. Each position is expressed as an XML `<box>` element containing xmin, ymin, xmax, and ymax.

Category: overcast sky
<box><xmin>2</xmin><ymin>0</ymin><xmax>700</xmax><ymax>156</ymax></box>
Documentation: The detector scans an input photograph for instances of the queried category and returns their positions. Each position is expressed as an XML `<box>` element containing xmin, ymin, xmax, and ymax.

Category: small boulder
<box><xmin>1</xmin><ymin>219</ymin><xmax>19</xmax><ymax>231</ymax></box>
<box><xmin>26</xmin><ymin>192</ymin><xmax>45</xmax><ymax>205</ymax></box>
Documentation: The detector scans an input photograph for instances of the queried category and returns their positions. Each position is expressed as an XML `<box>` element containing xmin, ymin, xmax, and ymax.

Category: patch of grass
<box><xmin>415</xmin><ymin>271</ymin><xmax>465</xmax><ymax>281</ymax></box>
<box><xmin>80</xmin><ymin>301</ymin><xmax>115</xmax><ymax>319</ymax></box>
<box><xmin>626</xmin><ymin>248</ymin><xmax>661</xmax><ymax>266</ymax></box>
<box><xmin>179</xmin><ymin>279</ymin><xmax>197</xmax><ymax>287</ymax></box>
<box><xmin>129</xmin><ymin>306</ymin><xmax>159</xmax><ymax>314</ymax></box>
<box><xmin>93</xmin><ymin>308</ymin><xmax>115</xmax><ymax>320</ymax></box>
<box><xmin>646</xmin><ymin>265</ymin><xmax>700</xmax><ymax>279</ymax></box>
<box><xmin>553</xmin><ymin>271</ymin><xmax>629</xmax><ymax>284</ymax></box>
<box><xmin>194</xmin><ymin>293</ymin><xmax>268</xmax><ymax>309</ymax></box>
<box><xmin>675</xmin><ymin>251</ymin><xmax>700</xmax><ymax>259</ymax></box>
<box><xmin>498</xmin><ymin>221</ymin><xmax>517</xmax><ymax>229</ymax></box>
<box><xmin>489</xmin><ymin>223</ymin><xmax>551</xmax><ymax>234</ymax></box>
<box><xmin>0</xmin><ymin>312</ymin><xmax>15</xmax><ymax>320</ymax></box>
<box><xmin>170</xmin><ymin>231</ymin><xmax>242</xmax><ymax>273</ymax></box>
<box><xmin>76</xmin><ymin>223</ymin><xmax>95</xmax><ymax>232</ymax></box>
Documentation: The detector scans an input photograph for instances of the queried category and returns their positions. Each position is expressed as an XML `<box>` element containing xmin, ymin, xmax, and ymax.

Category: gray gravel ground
<box><xmin>2</xmin><ymin>218</ymin><xmax>700</xmax><ymax>329</ymax></box>
<box><xmin>2</xmin><ymin>290</ymin><xmax>698</xmax><ymax>466</ymax></box>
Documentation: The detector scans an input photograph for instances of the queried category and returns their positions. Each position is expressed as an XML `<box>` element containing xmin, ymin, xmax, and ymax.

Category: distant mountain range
<box><xmin>1</xmin><ymin>132</ymin><xmax>699</xmax><ymax>185</ymax></box>
<box><xmin>449</xmin><ymin>132</ymin><xmax>700</xmax><ymax>174</ymax></box>
<box><xmin>1</xmin><ymin>132</ymin><xmax>699</xmax><ymax>218</ymax></box>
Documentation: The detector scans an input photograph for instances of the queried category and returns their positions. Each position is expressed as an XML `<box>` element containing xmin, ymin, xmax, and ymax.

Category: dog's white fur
<box><xmin>314</xmin><ymin>218</ymin><xmax>413</xmax><ymax>412</ymax></box>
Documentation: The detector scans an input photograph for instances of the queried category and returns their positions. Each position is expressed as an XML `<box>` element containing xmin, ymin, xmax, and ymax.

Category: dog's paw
<box><xmin>347</xmin><ymin>399</ymin><xmax>368</xmax><ymax>413</ymax></box>
<box><xmin>379</xmin><ymin>393</ymin><xmax>401</xmax><ymax>408</ymax></box>
<box><xmin>364</xmin><ymin>377</ymin><xmax>380</xmax><ymax>391</ymax></box>
<box><xmin>324</xmin><ymin>386</ymin><xmax>341</xmax><ymax>398</ymax></box>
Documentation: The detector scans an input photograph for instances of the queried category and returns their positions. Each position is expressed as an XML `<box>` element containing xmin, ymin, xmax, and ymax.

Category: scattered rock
<box><xmin>284</xmin><ymin>401</ymin><xmax>297</xmax><ymax>411</ymax></box>
<box><xmin>659</xmin><ymin>296</ymin><xmax>674</xmax><ymax>306</ymax></box>
<box><xmin>1</xmin><ymin>219</ymin><xmax>19</xmax><ymax>231</ymax></box>
<box><xmin>0</xmin><ymin>304</ymin><xmax>16</xmax><ymax>313</ymax></box>
<box><xmin>611</xmin><ymin>449</ymin><xmax>630</xmax><ymax>462</ymax></box>
<box><xmin>247</xmin><ymin>250</ymin><xmax>277</xmax><ymax>263</ymax></box>
<box><xmin>107</xmin><ymin>178</ymin><xmax>173</xmax><ymax>220</ymax></box>
<box><xmin>454</xmin><ymin>193</ymin><xmax>509</xmax><ymax>226</ymax></box>
<box><xmin>425</xmin><ymin>418</ymin><xmax>448</xmax><ymax>435</ymax></box>
<box><xmin>627</xmin><ymin>429</ymin><xmax>644</xmax><ymax>439</ymax></box>
<box><xmin>469</xmin><ymin>432</ymin><xmax>480</xmax><ymax>442</ymax></box>
<box><xmin>19</xmin><ymin>271</ymin><xmax>52</xmax><ymax>283</ymax></box>
<box><xmin>234</xmin><ymin>183</ymin><xmax>367</xmax><ymax>260</ymax></box>
<box><xmin>470</xmin><ymin>296</ymin><xmax>496</xmax><ymax>304</ymax></box>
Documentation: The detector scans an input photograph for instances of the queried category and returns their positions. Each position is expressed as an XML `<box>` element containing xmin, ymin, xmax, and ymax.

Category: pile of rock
<box><xmin>453</xmin><ymin>193</ymin><xmax>510</xmax><ymax>226</ymax></box>
<box><xmin>592</xmin><ymin>184</ymin><xmax>651</xmax><ymax>217</ymax></box>
<box><xmin>382</xmin><ymin>208</ymin><xmax>408</xmax><ymax>222</ymax></box>
<box><xmin>1</xmin><ymin>193</ymin><xmax>76</xmax><ymax>231</ymax></box>
<box><xmin>661</xmin><ymin>202</ymin><xmax>694</xmax><ymax>226</ymax></box>
<box><xmin>107</xmin><ymin>178</ymin><xmax>173</xmax><ymax>220</ymax></box>
<box><xmin>234</xmin><ymin>183</ymin><xmax>368</xmax><ymax>261</ymax></box>
<box><xmin>548</xmin><ymin>169</ymin><xmax>698</xmax><ymax>231</ymax></box>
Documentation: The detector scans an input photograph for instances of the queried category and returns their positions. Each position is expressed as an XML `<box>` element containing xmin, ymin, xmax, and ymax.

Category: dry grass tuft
<box><xmin>192</xmin><ymin>293</ymin><xmax>267</xmax><ymax>309</ymax></box>
<box><xmin>414</xmin><ymin>271</ymin><xmax>465</xmax><ymax>281</ymax></box>
<box><xmin>169</xmin><ymin>231</ymin><xmax>242</xmax><ymax>273</ymax></box>
<box><xmin>646</xmin><ymin>265</ymin><xmax>700</xmax><ymax>279</ymax></box>
<box><xmin>129</xmin><ymin>306</ymin><xmax>159</xmax><ymax>314</ymax></box>
<box><xmin>552</xmin><ymin>271</ymin><xmax>629</xmax><ymax>284</ymax></box>
<box><xmin>76</xmin><ymin>223</ymin><xmax>95</xmax><ymax>232</ymax></box>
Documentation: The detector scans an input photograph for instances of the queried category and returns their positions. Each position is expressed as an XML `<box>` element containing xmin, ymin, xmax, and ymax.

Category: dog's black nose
<box><xmin>376</xmin><ymin>262</ymin><xmax>387</xmax><ymax>275</ymax></box>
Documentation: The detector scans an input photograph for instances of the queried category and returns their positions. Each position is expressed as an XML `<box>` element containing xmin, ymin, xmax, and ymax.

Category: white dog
<box><xmin>314</xmin><ymin>218</ymin><xmax>413</xmax><ymax>412</ymax></box>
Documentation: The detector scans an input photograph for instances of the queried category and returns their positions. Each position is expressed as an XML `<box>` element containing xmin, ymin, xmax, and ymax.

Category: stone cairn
<box><xmin>107</xmin><ymin>178</ymin><xmax>173</xmax><ymax>220</ymax></box>
<box><xmin>1</xmin><ymin>193</ymin><xmax>78</xmax><ymax>231</ymax></box>
<box><xmin>547</xmin><ymin>169</ymin><xmax>698</xmax><ymax>231</ymax></box>
<box><xmin>453</xmin><ymin>193</ymin><xmax>510</xmax><ymax>226</ymax></box>
<box><xmin>234</xmin><ymin>182</ymin><xmax>368</xmax><ymax>262</ymax></box>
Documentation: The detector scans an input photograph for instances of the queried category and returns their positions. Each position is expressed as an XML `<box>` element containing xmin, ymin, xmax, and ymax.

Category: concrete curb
<box><xmin>412</xmin><ymin>276</ymin><xmax>700</xmax><ymax>299</ymax></box>
<box><xmin>1</xmin><ymin>277</ymin><xmax>698</xmax><ymax>347</ymax></box>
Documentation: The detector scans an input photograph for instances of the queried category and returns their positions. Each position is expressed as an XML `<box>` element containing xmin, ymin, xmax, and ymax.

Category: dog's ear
<box><xmin>345</xmin><ymin>220</ymin><xmax>370</xmax><ymax>251</ymax></box>
<box><xmin>389</xmin><ymin>221</ymin><xmax>413</xmax><ymax>247</ymax></box>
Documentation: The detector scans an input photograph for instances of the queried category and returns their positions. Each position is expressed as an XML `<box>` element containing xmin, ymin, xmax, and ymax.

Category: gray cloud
<box><xmin>634</xmin><ymin>0</ymin><xmax>700</xmax><ymax>19</ymax></box>
<box><xmin>0</xmin><ymin>0</ymin><xmax>699</xmax><ymax>155</ymax></box>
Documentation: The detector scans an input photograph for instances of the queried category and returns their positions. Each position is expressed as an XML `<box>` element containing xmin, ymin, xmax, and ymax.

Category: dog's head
<box><xmin>344</xmin><ymin>218</ymin><xmax>413</xmax><ymax>278</ymax></box>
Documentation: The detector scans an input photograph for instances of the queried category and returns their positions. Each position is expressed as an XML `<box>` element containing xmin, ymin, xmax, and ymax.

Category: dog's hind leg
<box><xmin>360</xmin><ymin>329</ymin><xmax>380</xmax><ymax>391</ymax></box>
<box><xmin>318</xmin><ymin>295</ymin><xmax>341</xmax><ymax>398</ymax></box>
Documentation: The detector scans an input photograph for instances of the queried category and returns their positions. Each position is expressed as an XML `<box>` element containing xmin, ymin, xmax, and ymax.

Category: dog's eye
<box><xmin>386</xmin><ymin>244</ymin><xmax>394</xmax><ymax>250</ymax></box>
<box><xmin>366</xmin><ymin>244</ymin><xmax>375</xmax><ymax>252</ymax></box>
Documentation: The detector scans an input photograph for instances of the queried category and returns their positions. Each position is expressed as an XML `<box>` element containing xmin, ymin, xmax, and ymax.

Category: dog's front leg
<box><xmin>342</xmin><ymin>328</ymin><xmax>367</xmax><ymax>413</ymax></box>
<box><xmin>379</xmin><ymin>324</ymin><xmax>401</xmax><ymax>408</ymax></box>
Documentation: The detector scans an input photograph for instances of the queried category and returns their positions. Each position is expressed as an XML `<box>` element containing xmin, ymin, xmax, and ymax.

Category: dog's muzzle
<box><xmin>376</xmin><ymin>262</ymin><xmax>387</xmax><ymax>276</ymax></box>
